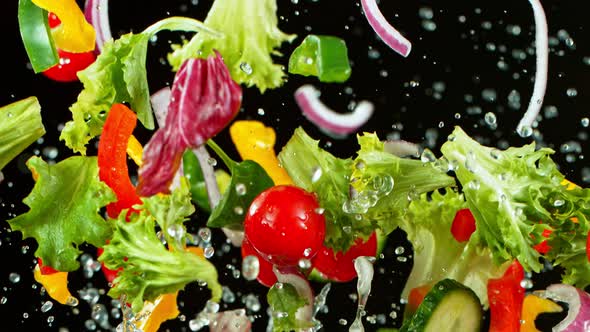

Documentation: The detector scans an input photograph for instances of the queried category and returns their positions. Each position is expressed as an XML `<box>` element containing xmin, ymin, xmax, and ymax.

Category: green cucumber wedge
<box><xmin>400</xmin><ymin>279</ymin><xmax>482</xmax><ymax>332</ymax></box>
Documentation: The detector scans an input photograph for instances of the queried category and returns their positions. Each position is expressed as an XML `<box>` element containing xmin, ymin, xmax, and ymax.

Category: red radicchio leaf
<box><xmin>137</xmin><ymin>52</ymin><xmax>242</xmax><ymax>196</ymax></box>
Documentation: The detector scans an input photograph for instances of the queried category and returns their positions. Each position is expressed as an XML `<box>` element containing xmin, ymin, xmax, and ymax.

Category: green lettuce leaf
<box><xmin>440</xmin><ymin>126</ymin><xmax>590</xmax><ymax>277</ymax></box>
<box><xmin>278</xmin><ymin>128</ymin><xmax>454</xmax><ymax>252</ymax></box>
<box><xmin>267</xmin><ymin>283</ymin><xmax>313</xmax><ymax>332</ymax></box>
<box><xmin>399</xmin><ymin>189</ymin><xmax>508</xmax><ymax>310</ymax></box>
<box><xmin>0</xmin><ymin>96</ymin><xmax>45</xmax><ymax>170</ymax></box>
<box><xmin>99</xmin><ymin>184</ymin><xmax>222</xmax><ymax>312</ymax></box>
<box><xmin>168</xmin><ymin>0</ymin><xmax>296</xmax><ymax>92</ymax></box>
<box><xmin>351</xmin><ymin>133</ymin><xmax>456</xmax><ymax>236</ymax></box>
<box><xmin>141</xmin><ymin>177</ymin><xmax>195</xmax><ymax>251</ymax></box>
<box><xmin>60</xmin><ymin>17</ymin><xmax>220</xmax><ymax>154</ymax></box>
<box><xmin>8</xmin><ymin>156</ymin><xmax>116</xmax><ymax>271</ymax></box>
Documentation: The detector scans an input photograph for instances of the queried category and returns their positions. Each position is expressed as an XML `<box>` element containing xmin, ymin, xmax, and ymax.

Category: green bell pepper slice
<box><xmin>18</xmin><ymin>0</ymin><xmax>59</xmax><ymax>73</ymax></box>
<box><xmin>288</xmin><ymin>34</ymin><xmax>351</xmax><ymax>83</ymax></box>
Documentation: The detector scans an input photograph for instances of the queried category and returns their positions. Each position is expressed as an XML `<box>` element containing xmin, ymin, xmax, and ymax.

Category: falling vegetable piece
<box><xmin>98</xmin><ymin>104</ymin><xmax>143</xmax><ymax>219</ymax></box>
<box><xmin>0</xmin><ymin>97</ymin><xmax>46</xmax><ymax>171</ymax></box>
<box><xmin>406</xmin><ymin>283</ymin><xmax>432</xmax><ymax>317</ymax></box>
<box><xmin>520</xmin><ymin>294</ymin><xmax>563</xmax><ymax>332</ymax></box>
<box><xmin>18</xmin><ymin>0</ymin><xmax>59</xmax><ymax>73</ymax></box>
<box><xmin>31</xmin><ymin>0</ymin><xmax>96</xmax><ymax>53</ymax></box>
<box><xmin>83</xmin><ymin>0</ymin><xmax>112</xmax><ymax>53</ymax></box>
<box><xmin>536</xmin><ymin>284</ymin><xmax>590</xmax><ymax>332</ymax></box>
<box><xmin>487</xmin><ymin>260</ymin><xmax>525</xmax><ymax>332</ymax></box>
<box><xmin>41</xmin><ymin>48</ymin><xmax>97</xmax><ymax>82</ymax></box>
<box><xmin>294</xmin><ymin>84</ymin><xmax>374</xmax><ymax>137</ymax></box>
<box><xmin>33</xmin><ymin>264</ymin><xmax>77</xmax><ymax>306</ymax></box>
<box><xmin>134</xmin><ymin>293</ymin><xmax>180</xmax><ymax>332</ymax></box>
<box><xmin>137</xmin><ymin>52</ymin><xmax>242</xmax><ymax>197</ymax></box>
<box><xmin>288</xmin><ymin>35</ymin><xmax>351</xmax><ymax>83</ymax></box>
<box><xmin>450</xmin><ymin>208</ymin><xmax>476</xmax><ymax>243</ymax></box>
<box><xmin>229</xmin><ymin>120</ymin><xmax>293</xmax><ymax>185</ymax></box>
<box><xmin>360</xmin><ymin>0</ymin><xmax>411</xmax><ymax>57</ymax></box>
<box><xmin>515</xmin><ymin>0</ymin><xmax>549</xmax><ymax>137</ymax></box>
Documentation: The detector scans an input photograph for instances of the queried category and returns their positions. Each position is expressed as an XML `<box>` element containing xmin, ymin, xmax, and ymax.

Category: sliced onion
<box><xmin>273</xmin><ymin>266</ymin><xmax>314</xmax><ymax>322</ymax></box>
<box><xmin>360</xmin><ymin>0</ymin><xmax>411</xmax><ymax>57</ymax></box>
<box><xmin>294</xmin><ymin>85</ymin><xmax>374</xmax><ymax>137</ymax></box>
<box><xmin>209</xmin><ymin>309</ymin><xmax>252</xmax><ymax>332</ymax></box>
<box><xmin>516</xmin><ymin>0</ymin><xmax>549</xmax><ymax>137</ymax></box>
<box><xmin>537</xmin><ymin>284</ymin><xmax>590</xmax><ymax>331</ymax></box>
<box><xmin>84</xmin><ymin>0</ymin><xmax>113</xmax><ymax>53</ymax></box>
<box><xmin>383</xmin><ymin>140</ymin><xmax>420</xmax><ymax>158</ymax></box>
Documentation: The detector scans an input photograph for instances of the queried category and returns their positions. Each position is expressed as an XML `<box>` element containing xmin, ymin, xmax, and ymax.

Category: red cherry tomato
<box><xmin>37</xmin><ymin>257</ymin><xmax>59</xmax><ymax>275</ymax></box>
<box><xmin>311</xmin><ymin>232</ymin><xmax>377</xmax><ymax>282</ymax></box>
<box><xmin>48</xmin><ymin>12</ymin><xmax>61</xmax><ymax>29</ymax></box>
<box><xmin>241</xmin><ymin>237</ymin><xmax>277</xmax><ymax>287</ymax></box>
<box><xmin>42</xmin><ymin>48</ymin><xmax>96</xmax><ymax>83</ymax></box>
<box><xmin>244</xmin><ymin>185</ymin><xmax>326</xmax><ymax>266</ymax></box>
<box><xmin>450</xmin><ymin>208</ymin><xmax>476</xmax><ymax>242</ymax></box>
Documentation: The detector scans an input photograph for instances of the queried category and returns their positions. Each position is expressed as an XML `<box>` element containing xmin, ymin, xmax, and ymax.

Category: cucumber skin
<box><xmin>399</xmin><ymin>279</ymin><xmax>482</xmax><ymax>332</ymax></box>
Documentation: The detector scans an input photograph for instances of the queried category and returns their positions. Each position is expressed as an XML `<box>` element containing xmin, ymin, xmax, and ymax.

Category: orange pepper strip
<box><xmin>33</xmin><ymin>265</ymin><xmax>77</xmax><ymax>305</ymax></box>
<box><xmin>132</xmin><ymin>247</ymin><xmax>205</xmax><ymax>332</ymax></box>
<box><xmin>520</xmin><ymin>294</ymin><xmax>562</xmax><ymax>332</ymax></box>
<box><xmin>31</xmin><ymin>0</ymin><xmax>96</xmax><ymax>53</ymax></box>
<box><xmin>229</xmin><ymin>120</ymin><xmax>293</xmax><ymax>185</ymax></box>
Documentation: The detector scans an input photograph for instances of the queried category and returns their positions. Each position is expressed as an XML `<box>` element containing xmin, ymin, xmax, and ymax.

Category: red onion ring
<box><xmin>273</xmin><ymin>266</ymin><xmax>314</xmax><ymax>323</ymax></box>
<box><xmin>294</xmin><ymin>85</ymin><xmax>374</xmax><ymax>137</ymax></box>
<box><xmin>150</xmin><ymin>87</ymin><xmax>172</xmax><ymax>128</ymax></box>
<box><xmin>209</xmin><ymin>309</ymin><xmax>252</xmax><ymax>332</ymax></box>
<box><xmin>537</xmin><ymin>284</ymin><xmax>590</xmax><ymax>332</ymax></box>
<box><xmin>383</xmin><ymin>140</ymin><xmax>420</xmax><ymax>158</ymax></box>
<box><xmin>360</xmin><ymin>0</ymin><xmax>412</xmax><ymax>57</ymax></box>
<box><xmin>516</xmin><ymin>0</ymin><xmax>549</xmax><ymax>137</ymax></box>
<box><xmin>84</xmin><ymin>0</ymin><xmax>113</xmax><ymax>53</ymax></box>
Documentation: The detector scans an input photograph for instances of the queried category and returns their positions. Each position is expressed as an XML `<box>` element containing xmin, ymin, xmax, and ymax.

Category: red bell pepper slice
<box><xmin>37</xmin><ymin>257</ymin><xmax>59</xmax><ymax>275</ymax></box>
<box><xmin>97</xmin><ymin>103</ymin><xmax>143</xmax><ymax>283</ymax></box>
<box><xmin>487</xmin><ymin>260</ymin><xmax>525</xmax><ymax>332</ymax></box>
<box><xmin>97</xmin><ymin>103</ymin><xmax>142</xmax><ymax>219</ymax></box>
<box><xmin>450</xmin><ymin>208</ymin><xmax>476</xmax><ymax>242</ymax></box>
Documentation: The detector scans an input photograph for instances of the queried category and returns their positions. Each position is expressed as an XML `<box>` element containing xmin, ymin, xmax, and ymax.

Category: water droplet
<box><xmin>420</xmin><ymin>149</ymin><xmax>437</xmax><ymax>163</ymax></box>
<box><xmin>207</xmin><ymin>157</ymin><xmax>217</xmax><ymax>166</ymax></box>
<box><xmin>394</xmin><ymin>246</ymin><xmax>405</xmax><ymax>255</ymax></box>
<box><xmin>241</xmin><ymin>255</ymin><xmax>260</xmax><ymax>281</ymax></box>
<box><xmin>311</xmin><ymin>166</ymin><xmax>322</xmax><ymax>183</ymax></box>
<box><xmin>298</xmin><ymin>258</ymin><xmax>312</xmax><ymax>269</ymax></box>
<box><xmin>235</xmin><ymin>183</ymin><xmax>247</xmax><ymax>196</ymax></box>
<box><xmin>204</xmin><ymin>246</ymin><xmax>215</xmax><ymax>258</ymax></box>
<box><xmin>303</xmin><ymin>248</ymin><xmax>313</xmax><ymax>257</ymax></box>
<box><xmin>41</xmin><ymin>301</ymin><xmax>53</xmax><ymax>313</ymax></box>
<box><xmin>198</xmin><ymin>228</ymin><xmax>212</xmax><ymax>243</ymax></box>
<box><xmin>239</xmin><ymin>62</ymin><xmax>253</xmax><ymax>75</ymax></box>
<box><xmin>233</xmin><ymin>206</ymin><xmax>244</xmax><ymax>215</ymax></box>
<box><xmin>566</xmin><ymin>88</ymin><xmax>578</xmax><ymax>97</ymax></box>
<box><xmin>553</xmin><ymin>199</ymin><xmax>565</xmax><ymax>207</ymax></box>
<box><xmin>581</xmin><ymin>118</ymin><xmax>590</xmax><ymax>127</ymax></box>
<box><xmin>484</xmin><ymin>112</ymin><xmax>497</xmax><ymax>126</ymax></box>
<box><xmin>9</xmin><ymin>272</ymin><xmax>20</xmax><ymax>283</ymax></box>
<box><xmin>517</xmin><ymin>125</ymin><xmax>533</xmax><ymax>138</ymax></box>
<box><xmin>520</xmin><ymin>278</ymin><xmax>533</xmax><ymax>289</ymax></box>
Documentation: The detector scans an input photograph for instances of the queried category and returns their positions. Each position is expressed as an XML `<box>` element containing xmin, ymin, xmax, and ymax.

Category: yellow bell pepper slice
<box><xmin>562</xmin><ymin>179</ymin><xmax>579</xmax><ymax>190</ymax></box>
<box><xmin>33</xmin><ymin>265</ymin><xmax>78</xmax><ymax>306</ymax></box>
<box><xmin>31</xmin><ymin>0</ymin><xmax>96</xmax><ymax>53</ymax></box>
<box><xmin>127</xmin><ymin>135</ymin><xmax>144</xmax><ymax>167</ymax></box>
<box><xmin>520</xmin><ymin>294</ymin><xmax>563</xmax><ymax>332</ymax></box>
<box><xmin>229</xmin><ymin>120</ymin><xmax>293</xmax><ymax>185</ymax></box>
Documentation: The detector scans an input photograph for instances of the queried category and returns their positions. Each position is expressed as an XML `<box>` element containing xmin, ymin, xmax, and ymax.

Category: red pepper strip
<box><xmin>488</xmin><ymin>260</ymin><xmax>525</xmax><ymax>332</ymax></box>
<box><xmin>407</xmin><ymin>283</ymin><xmax>432</xmax><ymax>315</ymax></box>
<box><xmin>97</xmin><ymin>103</ymin><xmax>143</xmax><ymax>283</ymax></box>
<box><xmin>533</xmin><ymin>228</ymin><xmax>553</xmax><ymax>254</ymax></box>
<box><xmin>97</xmin><ymin>103</ymin><xmax>142</xmax><ymax>219</ymax></box>
<box><xmin>37</xmin><ymin>257</ymin><xmax>59</xmax><ymax>275</ymax></box>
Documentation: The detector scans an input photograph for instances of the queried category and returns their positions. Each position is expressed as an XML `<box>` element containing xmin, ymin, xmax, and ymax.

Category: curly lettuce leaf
<box><xmin>168</xmin><ymin>0</ymin><xmax>296</xmax><ymax>92</ymax></box>
<box><xmin>60</xmin><ymin>17</ymin><xmax>219</xmax><ymax>154</ymax></box>
<box><xmin>100</xmin><ymin>187</ymin><xmax>222</xmax><ymax>312</ymax></box>
<box><xmin>0</xmin><ymin>96</ymin><xmax>45</xmax><ymax>170</ymax></box>
<box><xmin>351</xmin><ymin>133</ymin><xmax>456</xmax><ymax>235</ymax></box>
<box><xmin>399</xmin><ymin>189</ymin><xmax>508</xmax><ymax>309</ymax></box>
<box><xmin>278</xmin><ymin>128</ymin><xmax>454</xmax><ymax>252</ymax></box>
<box><xmin>8</xmin><ymin>156</ymin><xmax>116</xmax><ymax>271</ymax></box>
<box><xmin>141</xmin><ymin>177</ymin><xmax>195</xmax><ymax>251</ymax></box>
<box><xmin>267</xmin><ymin>283</ymin><xmax>313</xmax><ymax>332</ymax></box>
<box><xmin>440</xmin><ymin>126</ymin><xmax>590</xmax><ymax>278</ymax></box>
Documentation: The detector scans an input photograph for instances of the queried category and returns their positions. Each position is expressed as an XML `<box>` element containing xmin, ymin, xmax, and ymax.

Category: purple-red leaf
<box><xmin>137</xmin><ymin>52</ymin><xmax>242</xmax><ymax>196</ymax></box>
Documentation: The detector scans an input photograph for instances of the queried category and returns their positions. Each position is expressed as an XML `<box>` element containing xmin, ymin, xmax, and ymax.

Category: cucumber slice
<box><xmin>400</xmin><ymin>279</ymin><xmax>482</xmax><ymax>332</ymax></box>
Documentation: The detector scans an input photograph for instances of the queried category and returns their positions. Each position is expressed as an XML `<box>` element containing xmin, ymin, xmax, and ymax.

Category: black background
<box><xmin>0</xmin><ymin>0</ymin><xmax>588</xmax><ymax>331</ymax></box>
